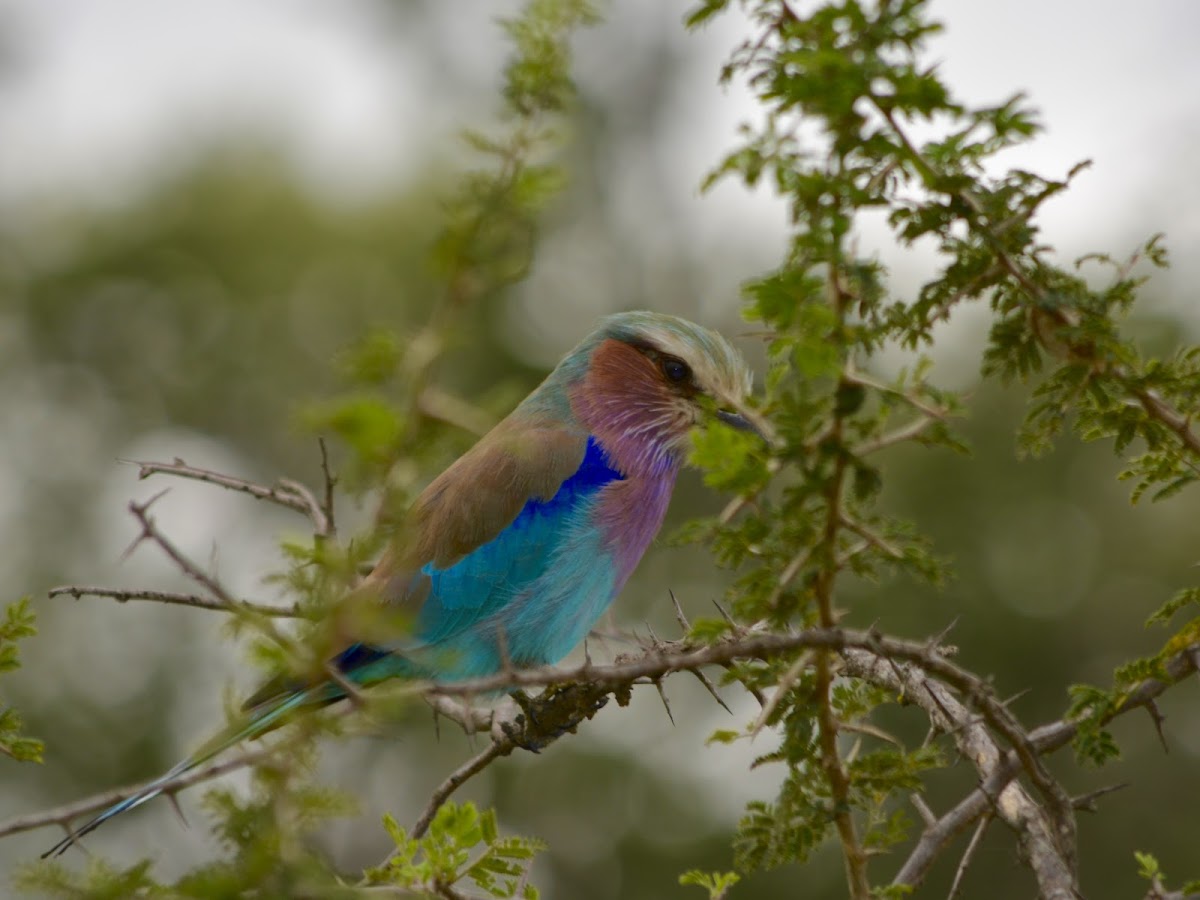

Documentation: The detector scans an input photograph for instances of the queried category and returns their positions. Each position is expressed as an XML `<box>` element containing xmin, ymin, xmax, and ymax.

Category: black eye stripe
<box><xmin>625</xmin><ymin>339</ymin><xmax>694</xmax><ymax>385</ymax></box>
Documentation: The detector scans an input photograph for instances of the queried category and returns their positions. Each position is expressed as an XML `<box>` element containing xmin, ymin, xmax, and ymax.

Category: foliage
<box><xmin>0</xmin><ymin>599</ymin><xmax>42</xmax><ymax>764</ymax></box>
<box><xmin>680</xmin><ymin>0</ymin><xmax>1200</xmax><ymax>895</ymax></box>
<box><xmin>1134</xmin><ymin>850</ymin><xmax>1200</xmax><ymax>899</ymax></box>
<box><xmin>365</xmin><ymin>803</ymin><xmax>545</xmax><ymax>899</ymax></box>
<box><xmin>679</xmin><ymin>869</ymin><xmax>741</xmax><ymax>900</ymax></box>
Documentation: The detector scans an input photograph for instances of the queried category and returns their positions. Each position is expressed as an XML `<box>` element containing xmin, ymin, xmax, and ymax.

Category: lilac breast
<box><xmin>596</xmin><ymin>469</ymin><xmax>678</xmax><ymax>588</ymax></box>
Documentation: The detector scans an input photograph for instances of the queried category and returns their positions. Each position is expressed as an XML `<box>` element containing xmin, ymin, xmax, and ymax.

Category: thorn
<box><xmin>118</xmin><ymin>530</ymin><xmax>146</xmax><ymax>564</ymax></box>
<box><xmin>926</xmin><ymin>616</ymin><xmax>960</xmax><ymax>653</ymax></box>
<box><xmin>1071</xmin><ymin>782</ymin><xmax>1129</xmax><ymax>813</ymax></box>
<box><xmin>711</xmin><ymin>598</ymin><xmax>737</xmax><ymax>630</ymax></box>
<box><xmin>689</xmin><ymin>668</ymin><xmax>733</xmax><ymax>715</ymax></box>
<box><xmin>1145</xmin><ymin>700</ymin><xmax>1169</xmax><ymax>753</ymax></box>
<box><xmin>669</xmin><ymin>589</ymin><xmax>690</xmax><ymax>633</ymax></box>
<box><xmin>646</xmin><ymin>623</ymin><xmax>664</xmax><ymax>650</ymax></box>
<box><xmin>138</xmin><ymin>487</ymin><xmax>172</xmax><ymax>512</ymax></box>
<box><xmin>166</xmin><ymin>792</ymin><xmax>190</xmax><ymax>829</ymax></box>
<box><xmin>1000</xmin><ymin>687</ymin><xmax>1031</xmax><ymax>709</ymax></box>
<box><xmin>655</xmin><ymin>679</ymin><xmax>675</xmax><ymax>726</ymax></box>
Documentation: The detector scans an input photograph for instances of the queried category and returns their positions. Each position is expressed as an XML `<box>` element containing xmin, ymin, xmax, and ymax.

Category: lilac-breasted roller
<box><xmin>45</xmin><ymin>310</ymin><xmax>759</xmax><ymax>856</ymax></box>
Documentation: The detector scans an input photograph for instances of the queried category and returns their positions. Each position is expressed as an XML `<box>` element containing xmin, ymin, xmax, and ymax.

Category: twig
<box><xmin>749</xmin><ymin>651</ymin><xmax>811</xmax><ymax>737</ymax></box>
<box><xmin>947</xmin><ymin>813</ymin><xmax>991</xmax><ymax>900</ymax></box>
<box><xmin>839</xmin><ymin>514</ymin><xmax>905</xmax><ymax>561</ymax></box>
<box><xmin>409</xmin><ymin>741</ymin><xmax>510</xmax><ymax>840</ymax></box>
<box><xmin>317</xmin><ymin>437</ymin><xmax>338</xmax><ymax>538</ymax></box>
<box><xmin>854</xmin><ymin>414</ymin><xmax>940</xmax><ymax>456</ymax></box>
<box><xmin>417</xmin><ymin>387</ymin><xmax>496</xmax><ymax>436</ymax></box>
<box><xmin>125</xmin><ymin>497</ymin><xmax>300</xmax><ymax>658</ymax></box>
<box><xmin>1071</xmin><ymin>783</ymin><xmax>1128</xmax><ymax>813</ymax></box>
<box><xmin>0</xmin><ymin>747</ymin><xmax>274</xmax><ymax>842</ymax></box>
<box><xmin>843</xmin><ymin>367</ymin><xmax>949</xmax><ymax>421</ymax></box>
<box><xmin>126</xmin><ymin>457</ymin><xmax>331</xmax><ymax>536</ymax></box>
<box><xmin>47</xmin><ymin>585</ymin><xmax>305</xmax><ymax>618</ymax></box>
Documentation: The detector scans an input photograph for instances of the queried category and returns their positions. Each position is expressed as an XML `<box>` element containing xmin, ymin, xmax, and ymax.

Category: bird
<box><xmin>44</xmin><ymin>310</ymin><xmax>761</xmax><ymax>857</ymax></box>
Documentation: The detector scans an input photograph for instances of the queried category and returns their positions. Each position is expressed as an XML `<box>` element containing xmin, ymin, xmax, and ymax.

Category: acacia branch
<box><xmin>5</xmin><ymin>617</ymin><xmax>1196</xmax><ymax>885</ymax></box>
<box><xmin>842</xmin><ymin>649</ymin><xmax>1076</xmax><ymax>897</ymax></box>
<box><xmin>812</xmin><ymin>366</ymin><xmax>870</xmax><ymax>896</ymax></box>
<box><xmin>46</xmin><ymin>585</ymin><xmax>305</xmax><ymax>618</ymax></box>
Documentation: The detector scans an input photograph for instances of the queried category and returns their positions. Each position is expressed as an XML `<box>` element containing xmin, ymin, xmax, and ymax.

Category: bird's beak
<box><xmin>716</xmin><ymin>408</ymin><xmax>768</xmax><ymax>443</ymax></box>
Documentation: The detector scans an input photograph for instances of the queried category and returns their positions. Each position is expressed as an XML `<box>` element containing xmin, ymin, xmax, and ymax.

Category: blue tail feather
<box><xmin>42</xmin><ymin>647</ymin><xmax>397</xmax><ymax>857</ymax></box>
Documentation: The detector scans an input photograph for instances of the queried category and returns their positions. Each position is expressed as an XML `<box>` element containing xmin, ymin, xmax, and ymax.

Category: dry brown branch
<box><xmin>5</xmin><ymin>615</ymin><xmax>1196</xmax><ymax>888</ymax></box>
<box><xmin>854</xmin><ymin>414</ymin><xmax>940</xmax><ymax>456</ymax></box>
<box><xmin>947</xmin><ymin>813</ymin><xmax>991</xmax><ymax>900</ymax></box>
<box><xmin>47</xmin><ymin>584</ymin><xmax>304</xmax><ymax>618</ymax></box>
<box><xmin>409</xmin><ymin>742</ymin><xmax>509</xmax><ymax>840</ymax></box>
<box><xmin>125</xmin><ymin>496</ymin><xmax>301</xmax><ymax>656</ymax></box>
<box><xmin>127</xmin><ymin>457</ymin><xmax>332</xmax><ymax>536</ymax></box>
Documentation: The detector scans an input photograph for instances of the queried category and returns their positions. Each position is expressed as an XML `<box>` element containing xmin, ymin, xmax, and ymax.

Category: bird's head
<box><xmin>560</xmin><ymin>311</ymin><xmax>762</xmax><ymax>474</ymax></box>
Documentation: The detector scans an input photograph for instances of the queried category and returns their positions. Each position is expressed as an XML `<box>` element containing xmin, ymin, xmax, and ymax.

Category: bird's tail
<box><xmin>41</xmin><ymin>686</ymin><xmax>322</xmax><ymax>858</ymax></box>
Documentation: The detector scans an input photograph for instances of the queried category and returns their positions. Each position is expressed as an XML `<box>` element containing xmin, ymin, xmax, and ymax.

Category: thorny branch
<box><xmin>7</xmin><ymin>600</ymin><xmax>1199</xmax><ymax>895</ymax></box>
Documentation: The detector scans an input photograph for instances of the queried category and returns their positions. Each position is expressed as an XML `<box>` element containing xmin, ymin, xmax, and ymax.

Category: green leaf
<box><xmin>679</xmin><ymin>869</ymin><xmax>741</xmax><ymax>899</ymax></box>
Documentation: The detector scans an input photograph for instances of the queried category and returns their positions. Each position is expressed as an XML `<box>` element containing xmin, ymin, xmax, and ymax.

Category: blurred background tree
<box><xmin>0</xmin><ymin>1</ymin><xmax>1199</xmax><ymax>898</ymax></box>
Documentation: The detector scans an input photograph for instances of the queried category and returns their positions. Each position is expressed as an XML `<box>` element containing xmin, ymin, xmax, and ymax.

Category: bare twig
<box><xmin>854</xmin><ymin>414</ymin><xmax>940</xmax><ymax>456</ymax></box>
<box><xmin>125</xmin><ymin>497</ymin><xmax>300</xmax><ymax>658</ymax></box>
<box><xmin>317</xmin><ymin>437</ymin><xmax>338</xmax><ymax>538</ymax></box>
<box><xmin>947</xmin><ymin>813</ymin><xmax>991</xmax><ymax>900</ymax></box>
<box><xmin>126</xmin><ymin>457</ymin><xmax>331</xmax><ymax>536</ymax></box>
<box><xmin>47</xmin><ymin>585</ymin><xmax>304</xmax><ymax>618</ymax></box>
<box><xmin>409</xmin><ymin>741</ymin><xmax>510</xmax><ymax>840</ymax></box>
<box><xmin>1071</xmin><ymin>783</ymin><xmax>1129</xmax><ymax>813</ymax></box>
<box><xmin>0</xmin><ymin>747</ymin><xmax>274</xmax><ymax>842</ymax></box>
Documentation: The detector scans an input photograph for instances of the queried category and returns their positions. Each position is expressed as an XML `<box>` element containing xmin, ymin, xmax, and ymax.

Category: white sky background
<box><xmin>1</xmin><ymin>0</ymin><xmax>1198</xmax><ymax>268</ymax></box>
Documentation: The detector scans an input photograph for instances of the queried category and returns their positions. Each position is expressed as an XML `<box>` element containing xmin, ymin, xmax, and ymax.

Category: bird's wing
<box><xmin>243</xmin><ymin>419</ymin><xmax>618</xmax><ymax>707</ymax></box>
<box><xmin>368</xmin><ymin>420</ymin><xmax>623</xmax><ymax>649</ymax></box>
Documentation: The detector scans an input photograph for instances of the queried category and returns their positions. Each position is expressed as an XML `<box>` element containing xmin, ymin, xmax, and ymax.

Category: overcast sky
<box><xmin>1</xmin><ymin>0</ymin><xmax>1197</xmax><ymax>300</ymax></box>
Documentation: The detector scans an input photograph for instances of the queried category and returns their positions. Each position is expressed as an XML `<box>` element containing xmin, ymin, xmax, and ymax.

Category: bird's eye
<box><xmin>661</xmin><ymin>356</ymin><xmax>691</xmax><ymax>383</ymax></box>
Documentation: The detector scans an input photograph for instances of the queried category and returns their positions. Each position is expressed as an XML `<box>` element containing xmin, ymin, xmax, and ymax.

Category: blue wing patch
<box><xmin>411</xmin><ymin>436</ymin><xmax>623</xmax><ymax>667</ymax></box>
<box><xmin>318</xmin><ymin>438</ymin><xmax>623</xmax><ymax>688</ymax></box>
